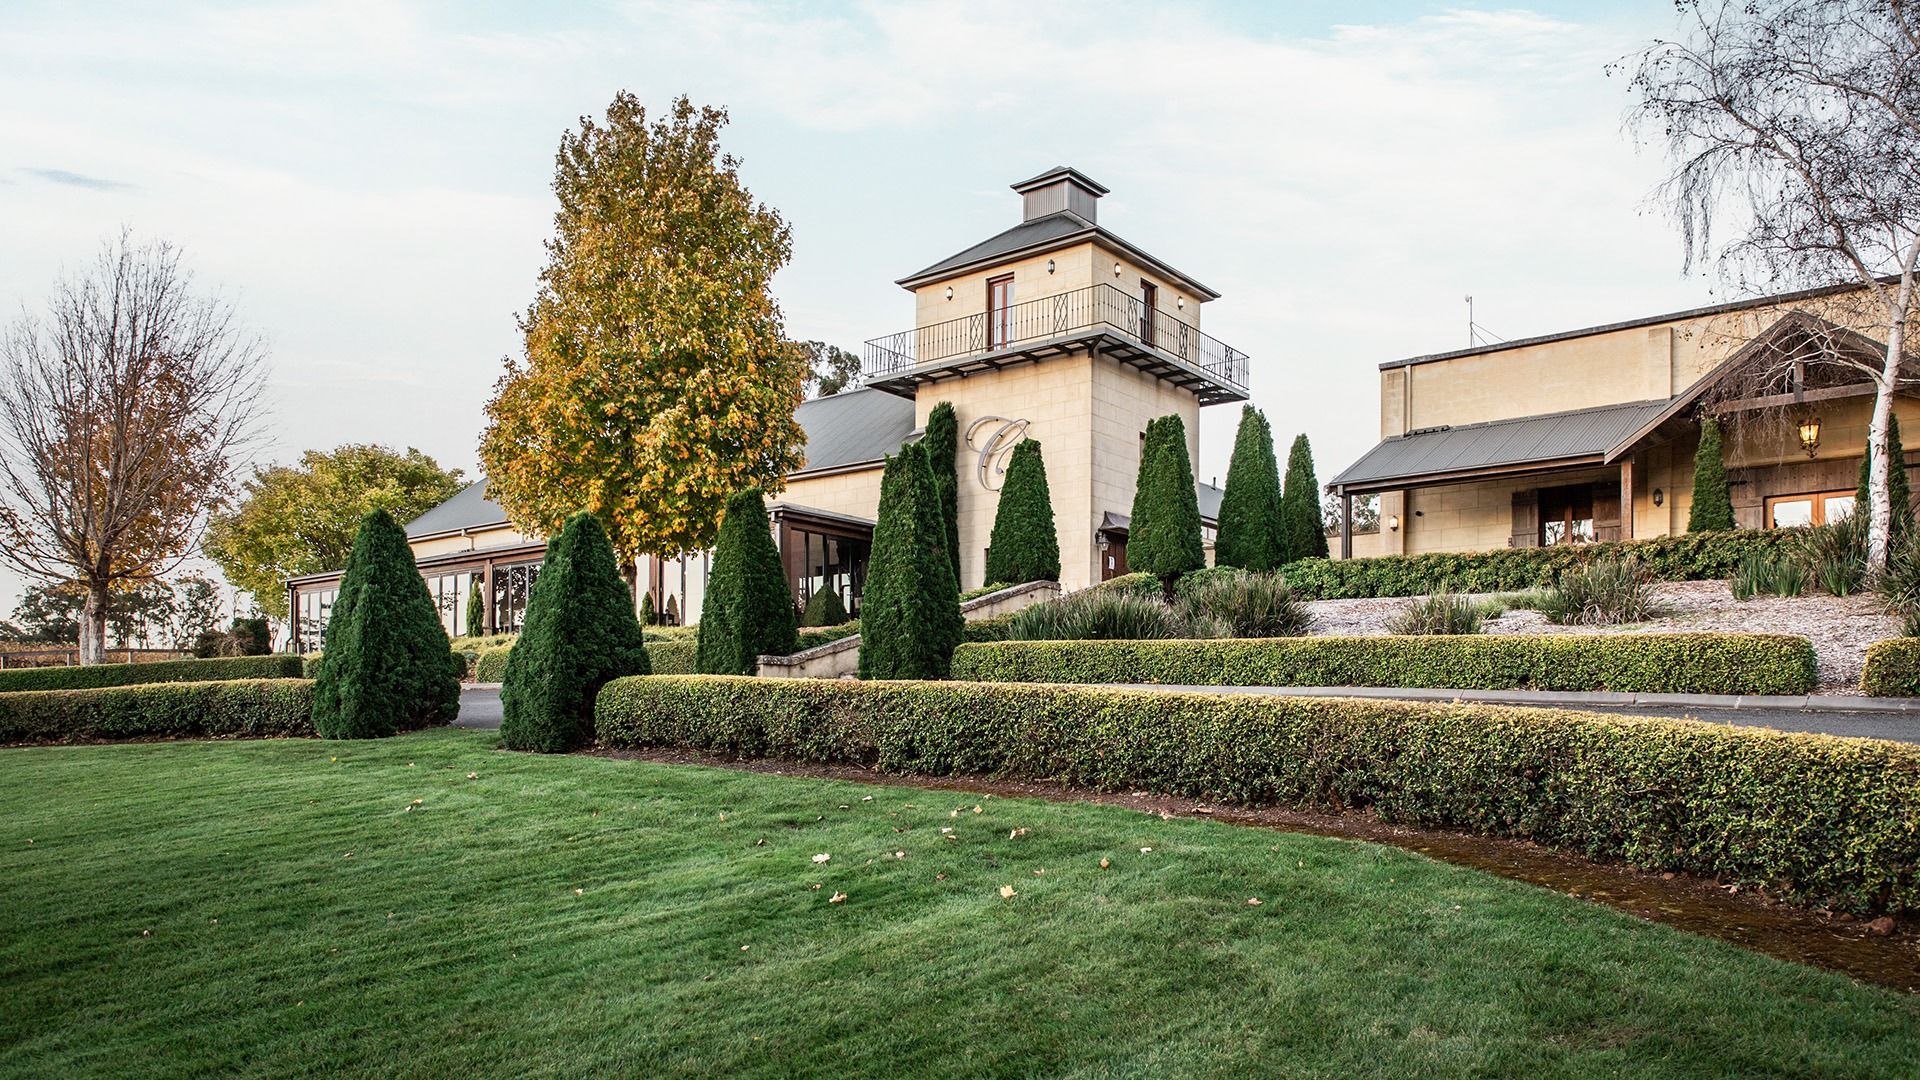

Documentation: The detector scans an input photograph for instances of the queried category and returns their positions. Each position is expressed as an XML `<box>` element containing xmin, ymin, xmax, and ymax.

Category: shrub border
<box><xmin>0</xmin><ymin>678</ymin><xmax>316</xmax><ymax>745</ymax></box>
<box><xmin>596</xmin><ymin>676</ymin><xmax>1920</xmax><ymax>913</ymax></box>
<box><xmin>949</xmin><ymin>633</ymin><xmax>1818</xmax><ymax>696</ymax></box>
<box><xmin>0</xmin><ymin>654</ymin><xmax>304</xmax><ymax>694</ymax></box>
<box><xmin>1861</xmin><ymin>638</ymin><xmax>1920</xmax><ymax>697</ymax></box>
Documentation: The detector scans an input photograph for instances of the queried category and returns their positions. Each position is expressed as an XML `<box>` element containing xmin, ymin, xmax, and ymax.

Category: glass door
<box><xmin>987</xmin><ymin>274</ymin><xmax>1014</xmax><ymax>349</ymax></box>
<box><xmin>1139</xmin><ymin>280</ymin><xmax>1158</xmax><ymax>347</ymax></box>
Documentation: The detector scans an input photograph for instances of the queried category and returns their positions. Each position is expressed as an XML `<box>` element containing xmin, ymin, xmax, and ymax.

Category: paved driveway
<box><xmin>455</xmin><ymin>686</ymin><xmax>502</xmax><ymax>729</ymax></box>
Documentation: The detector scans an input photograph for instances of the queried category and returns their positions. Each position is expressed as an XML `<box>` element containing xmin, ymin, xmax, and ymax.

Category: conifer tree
<box><xmin>801</xmin><ymin>586</ymin><xmax>849</xmax><ymax>627</ymax></box>
<box><xmin>1130</xmin><ymin>414</ymin><xmax>1205</xmax><ymax>596</ymax></box>
<box><xmin>1858</xmin><ymin>413</ymin><xmax>1912</xmax><ymax>538</ymax></box>
<box><xmin>1688</xmin><ymin>417</ymin><xmax>1736</xmax><ymax>532</ymax></box>
<box><xmin>985</xmin><ymin>439</ymin><xmax>1060</xmax><ymax>584</ymax></box>
<box><xmin>924</xmin><ymin>401</ymin><xmax>961</xmax><ymax>584</ymax></box>
<box><xmin>1280</xmin><ymin>433</ymin><xmax>1329</xmax><ymax>561</ymax></box>
<box><xmin>501</xmin><ymin>512</ymin><xmax>650</xmax><ymax>753</ymax></box>
<box><xmin>1214</xmin><ymin>405</ymin><xmax>1284</xmax><ymax>571</ymax></box>
<box><xmin>859</xmin><ymin>442</ymin><xmax>963</xmax><ymax>679</ymax></box>
<box><xmin>697</xmin><ymin>489</ymin><xmax>799</xmax><ymax>675</ymax></box>
<box><xmin>1127</xmin><ymin>417</ymin><xmax>1169</xmax><ymax>573</ymax></box>
<box><xmin>311</xmin><ymin>510</ymin><xmax>463</xmax><ymax>739</ymax></box>
<box><xmin>464</xmin><ymin>578</ymin><xmax>485</xmax><ymax>638</ymax></box>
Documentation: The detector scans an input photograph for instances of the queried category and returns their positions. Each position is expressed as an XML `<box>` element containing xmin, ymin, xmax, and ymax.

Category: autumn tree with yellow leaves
<box><xmin>480</xmin><ymin>93</ymin><xmax>808</xmax><ymax>563</ymax></box>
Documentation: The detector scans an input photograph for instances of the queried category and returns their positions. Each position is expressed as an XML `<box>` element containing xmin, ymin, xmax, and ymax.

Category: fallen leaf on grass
<box><xmin>1033</xmin><ymin>869</ymin><xmax>1045</xmax><ymax>876</ymax></box>
<box><xmin>936</xmin><ymin>872</ymin><xmax>948</xmax><ymax>881</ymax></box>
<box><xmin>466</xmin><ymin>772</ymin><xmax>478</xmax><ymax>780</ymax></box>
<box><xmin>811</xmin><ymin>853</ymin><xmax>831</xmax><ymax>864</ymax></box>
<box><xmin>1099</xmin><ymin>858</ymin><xmax>1110</xmax><ymax>869</ymax></box>
<box><xmin>861</xmin><ymin>796</ymin><xmax>873</xmax><ymax>802</ymax></box>
<box><xmin>718</xmin><ymin>812</ymin><xmax>727</xmax><ymax>821</ymax></box>
<box><xmin>998</xmin><ymin>885</ymin><xmax>1017</xmax><ymax>899</ymax></box>
<box><xmin>1139</xmin><ymin>847</ymin><xmax>1153</xmax><ymax>854</ymax></box>
<box><xmin>894</xmin><ymin>851</ymin><xmax>906</xmax><ymax>859</ymax></box>
<box><xmin>1009</xmin><ymin>828</ymin><xmax>1029</xmax><ymax>839</ymax></box>
<box><xmin>972</xmin><ymin>806</ymin><xmax>983</xmax><ymax>814</ymax></box>
<box><xmin>1246</xmin><ymin>898</ymin><xmax>1263</xmax><ymax>907</ymax></box>
<box><xmin>574</xmin><ymin>889</ymin><xmax>583</xmax><ymax>896</ymax></box>
<box><xmin>829</xmin><ymin>892</ymin><xmax>847</xmax><ymax>904</ymax></box>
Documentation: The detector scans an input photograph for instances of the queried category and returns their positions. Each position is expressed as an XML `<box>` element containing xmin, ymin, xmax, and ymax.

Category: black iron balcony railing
<box><xmin>862</xmin><ymin>283</ymin><xmax>1249</xmax><ymax>393</ymax></box>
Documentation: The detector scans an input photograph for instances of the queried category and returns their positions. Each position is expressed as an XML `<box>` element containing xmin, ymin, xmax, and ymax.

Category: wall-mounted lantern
<box><xmin>944</xmin><ymin>286</ymin><xmax>953</xmax><ymax>301</ymax></box>
<box><xmin>1652</xmin><ymin>487</ymin><xmax>1665</xmax><ymax>507</ymax></box>
<box><xmin>1177</xmin><ymin>296</ymin><xmax>1185</xmax><ymax>310</ymax></box>
<box><xmin>1113</xmin><ymin>261</ymin><xmax>1122</xmax><ymax>277</ymax></box>
<box><xmin>1797</xmin><ymin>411</ymin><xmax>1822</xmax><ymax>458</ymax></box>
<box><xmin>1046</xmin><ymin>258</ymin><xmax>1056</xmax><ymax>275</ymax></box>
<box><xmin>1386</xmin><ymin>514</ymin><xmax>1401</xmax><ymax>532</ymax></box>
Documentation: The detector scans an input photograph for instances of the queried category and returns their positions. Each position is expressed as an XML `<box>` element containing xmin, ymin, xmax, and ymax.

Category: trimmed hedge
<box><xmin>1282</xmin><ymin>528</ymin><xmax>1799</xmax><ymax>600</ymax></box>
<box><xmin>596</xmin><ymin>677</ymin><xmax>1920</xmax><ymax>913</ymax></box>
<box><xmin>0</xmin><ymin>654</ymin><xmax>304</xmax><ymax>694</ymax></box>
<box><xmin>0</xmin><ymin>678</ymin><xmax>315</xmax><ymax>745</ymax></box>
<box><xmin>948</xmin><ymin>633</ymin><xmax>1817</xmax><ymax>696</ymax></box>
<box><xmin>649</xmin><ymin>641</ymin><xmax>698</xmax><ymax>675</ymax></box>
<box><xmin>474</xmin><ymin>646</ymin><xmax>512</xmax><ymax>683</ymax></box>
<box><xmin>1861</xmin><ymin>639</ymin><xmax>1920</xmax><ymax>696</ymax></box>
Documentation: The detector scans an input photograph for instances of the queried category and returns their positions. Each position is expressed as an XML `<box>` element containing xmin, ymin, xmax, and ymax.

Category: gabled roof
<box><xmin>895</xmin><ymin>211</ymin><xmax>1221</xmax><ymax>300</ymax></box>
<box><xmin>1097</xmin><ymin>482</ymin><xmax>1225</xmax><ymax>533</ymax></box>
<box><xmin>1330</xmin><ymin>400</ymin><xmax>1672</xmax><ymax>494</ymax></box>
<box><xmin>1604</xmin><ymin>312</ymin><xmax>1913</xmax><ymax>462</ymax></box>
<box><xmin>406</xmin><ymin>480</ymin><xmax>509</xmax><ymax>538</ymax></box>
<box><xmin>792</xmin><ymin>387</ymin><xmax>918</xmax><ymax>474</ymax></box>
<box><xmin>1011</xmin><ymin>165</ymin><xmax>1110</xmax><ymax>195</ymax></box>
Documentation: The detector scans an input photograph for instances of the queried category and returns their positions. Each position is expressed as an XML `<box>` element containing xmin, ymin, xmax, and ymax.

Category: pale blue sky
<box><xmin>1</xmin><ymin>1</ymin><xmax>1717</xmax><ymax>613</ymax></box>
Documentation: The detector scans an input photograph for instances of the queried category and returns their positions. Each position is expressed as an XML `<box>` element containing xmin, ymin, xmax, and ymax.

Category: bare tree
<box><xmin>1624</xmin><ymin>0</ymin><xmax>1920</xmax><ymax>569</ymax></box>
<box><xmin>0</xmin><ymin>232</ymin><xmax>267</xmax><ymax>663</ymax></box>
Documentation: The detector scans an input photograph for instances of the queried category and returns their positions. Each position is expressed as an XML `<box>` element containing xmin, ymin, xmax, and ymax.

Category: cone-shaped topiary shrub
<box><xmin>465</xmin><ymin>578</ymin><xmax>485</xmax><ymax>637</ymax></box>
<box><xmin>925</xmin><ymin>401</ymin><xmax>961</xmax><ymax>585</ymax></box>
<box><xmin>697</xmin><ymin>489</ymin><xmax>799</xmax><ymax>675</ymax></box>
<box><xmin>1129</xmin><ymin>414</ymin><xmax>1205</xmax><ymax>596</ymax></box>
<box><xmin>311</xmin><ymin>509</ymin><xmax>463</xmax><ymax>739</ymax></box>
<box><xmin>638</xmin><ymin>590</ymin><xmax>658</xmax><ymax>625</ymax></box>
<box><xmin>860</xmin><ymin>441</ymin><xmax>964</xmax><ymax>678</ymax></box>
<box><xmin>801</xmin><ymin>586</ymin><xmax>849</xmax><ymax>627</ymax></box>
<box><xmin>1215</xmin><ymin>405</ymin><xmax>1284</xmax><ymax>571</ymax></box>
<box><xmin>1280</xmin><ymin>433</ymin><xmax>1329</xmax><ymax>562</ymax></box>
<box><xmin>985</xmin><ymin>439</ymin><xmax>1060</xmax><ymax>584</ymax></box>
<box><xmin>500</xmin><ymin>512</ymin><xmax>650</xmax><ymax>753</ymax></box>
<box><xmin>1857</xmin><ymin>413</ymin><xmax>1912</xmax><ymax>539</ymax></box>
<box><xmin>1689</xmin><ymin>417</ymin><xmax>1735</xmax><ymax>532</ymax></box>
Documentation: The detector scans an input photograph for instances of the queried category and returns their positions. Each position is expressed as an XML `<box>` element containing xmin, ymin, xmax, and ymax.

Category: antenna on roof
<box><xmin>1465</xmin><ymin>295</ymin><xmax>1507</xmax><ymax>348</ymax></box>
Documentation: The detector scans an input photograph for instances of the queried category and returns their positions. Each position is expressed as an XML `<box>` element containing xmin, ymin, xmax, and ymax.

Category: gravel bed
<box><xmin>1304</xmin><ymin>580</ymin><xmax>1898</xmax><ymax>693</ymax></box>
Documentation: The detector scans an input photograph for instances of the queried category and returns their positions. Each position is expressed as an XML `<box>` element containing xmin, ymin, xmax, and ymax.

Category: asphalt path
<box><xmin>452</xmin><ymin>684</ymin><xmax>1919</xmax><ymax>744</ymax></box>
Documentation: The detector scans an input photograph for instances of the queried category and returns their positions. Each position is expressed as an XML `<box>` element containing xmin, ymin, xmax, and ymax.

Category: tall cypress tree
<box><xmin>1857</xmin><ymin>413</ymin><xmax>1912</xmax><ymax>538</ymax></box>
<box><xmin>1127</xmin><ymin>416</ymin><xmax>1169</xmax><ymax>573</ymax></box>
<box><xmin>985</xmin><ymin>439</ymin><xmax>1060</xmax><ymax>584</ymax></box>
<box><xmin>1688</xmin><ymin>416</ymin><xmax>1735</xmax><ymax>532</ymax></box>
<box><xmin>1215</xmin><ymin>405</ymin><xmax>1284</xmax><ymax>571</ymax></box>
<box><xmin>1280</xmin><ymin>434</ymin><xmax>1329</xmax><ymax>561</ymax></box>
<box><xmin>860</xmin><ymin>442</ymin><xmax>963</xmax><ymax>679</ymax></box>
<box><xmin>697</xmin><ymin>489</ymin><xmax>799</xmax><ymax>675</ymax></box>
<box><xmin>501</xmin><ymin>512</ymin><xmax>650</xmax><ymax>753</ymax></box>
<box><xmin>311</xmin><ymin>509</ymin><xmax>463</xmax><ymax>739</ymax></box>
<box><xmin>464</xmin><ymin>578</ymin><xmax>485</xmax><ymax>638</ymax></box>
<box><xmin>924</xmin><ymin>401</ymin><xmax>961</xmax><ymax>585</ymax></box>
<box><xmin>1130</xmin><ymin>413</ymin><xmax>1205</xmax><ymax>596</ymax></box>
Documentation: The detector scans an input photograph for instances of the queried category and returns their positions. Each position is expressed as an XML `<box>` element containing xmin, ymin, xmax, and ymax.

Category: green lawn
<box><xmin>2</xmin><ymin>730</ymin><xmax>1917</xmax><ymax>1078</ymax></box>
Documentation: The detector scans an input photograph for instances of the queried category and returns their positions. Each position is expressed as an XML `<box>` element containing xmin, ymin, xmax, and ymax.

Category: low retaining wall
<box><xmin>757</xmin><ymin>580</ymin><xmax>1062</xmax><ymax>680</ymax></box>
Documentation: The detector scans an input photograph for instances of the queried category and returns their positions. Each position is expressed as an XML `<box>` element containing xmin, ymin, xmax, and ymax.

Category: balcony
<box><xmin>861</xmin><ymin>283</ymin><xmax>1250</xmax><ymax>406</ymax></box>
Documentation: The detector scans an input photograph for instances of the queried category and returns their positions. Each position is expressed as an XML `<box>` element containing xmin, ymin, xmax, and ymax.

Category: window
<box><xmin>987</xmin><ymin>274</ymin><xmax>1015</xmax><ymax>349</ymax></box>
<box><xmin>1539</xmin><ymin>484</ymin><xmax>1595</xmax><ymax>546</ymax></box>
<box><xmin>294</xmin><ymin>587</ymin><xmax>338</xmax><ymax>654</ymax></box>
<box><xmin>787</xmin><ymin>527</ymin><xmax>869</xmax><ymax>616</ymax></box>
<box><xmin>425</xmin><ymin>571</ymin><xmax>480</xmax><ymax>638</ymax></box>
<box><xmin>491</xmin><ymin>561</ymin><xmax>543</xmax><ymax>634</ymax></box>
<box><xmin>1766</xmin><ymin>490</ymin><xmax>1854</xmax><ymax>528</ymax></box>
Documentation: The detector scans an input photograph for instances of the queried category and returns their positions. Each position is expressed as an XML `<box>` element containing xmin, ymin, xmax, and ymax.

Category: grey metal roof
<box><xmin>895</xmin><ymin>211</ymin><xmax>1221</xmax><ymax>300</ymax></box>
<box><xmin>1011</xmin><ymin>165</ymin><xmax>1110</xmax><ymax>195</ymax></box>
<box><xmin>1096</xmin><ymin>483</ymin><xmax>1224</xmax><ymax>534</ymax></box>
<box><xmin>793</xmin><ymin>387</ymin><xmax>918</xmax><ymax>473</ymax></box>
<box><xmin>1330</xmin><ymin>399</ymin><xmax>1672</xmax><ymax>492</ymax></box>
<box><xmin>406</xmin><ymin>480</ymin><xmax>508</xmax><ymax>537</ymax></box>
